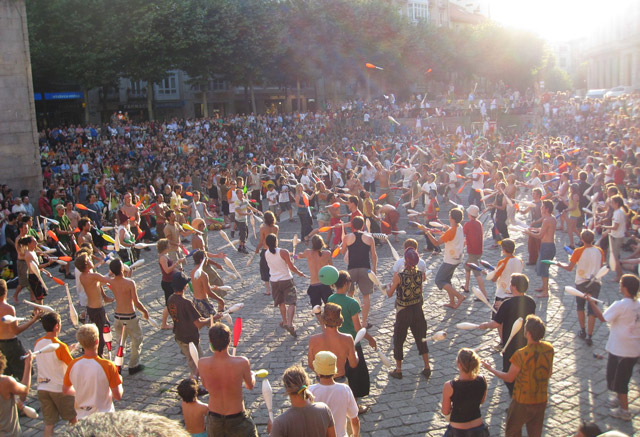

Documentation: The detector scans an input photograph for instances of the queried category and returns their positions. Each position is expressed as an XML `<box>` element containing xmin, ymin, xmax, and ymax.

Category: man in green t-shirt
<box><xmin>328</xmin><ymin>270</ymin><xmax>377</xmax><ymax>414</ymax></box>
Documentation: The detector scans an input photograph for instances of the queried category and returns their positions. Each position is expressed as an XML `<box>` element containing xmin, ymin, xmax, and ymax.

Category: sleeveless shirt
<box><xmin>347</xmin><ymin>232</ymin><xmax>370</xmax><ymax>269</ymax></box>
<box><xmin>265</xmin><ymin>248</ymin><xmax>293</xmax><ymax>282</ymax></box>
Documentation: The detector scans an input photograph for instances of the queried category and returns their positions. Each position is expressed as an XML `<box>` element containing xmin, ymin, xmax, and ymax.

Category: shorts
<box><xmin>464</xmin><ymin>253</ymin><xmax>482</xmax><ymax>276</ymax></box>
<box><xmin>259</xmin><ymin>250</ymin><xmax>270</xmax><ymax>282</ymax></box>
<box><xmin>555</xmin><ymin>201</ymin><xmax>567</xmax><ymax>212</ymax></box>
<box><xmin>28</xmin><ymin>273</ymin><xmax>48</xmax><ymax>300</ymax></box>
<box><xmin>435</xmin><ymin>263</ymin><xmax>458</xmax><ymax>289</ymax></box>
<box><xmin>38</xmin><ymin>390</ymin><xmax>76</xmax><ymax>425</ymax></box>
<box><xmin>606</xmin><ymin>353</ymin><xmax>638</xmax><ymax>395</ymax></box>
<box><xmin>536</xmin><ymin>243</ymin><xmax>556</xmax><ymax>278</ymax></box>
<box><xmin>86</xmin><ymin>306</ymin><xmax>108</xmax><ymax>358</ymax></box>
<box><xmin>0</xmin><ymin>337</ymin><xmax>27</xmax><ymax>379</ymax></box>
<box><xmin>161</xmin><ymin>281</ymin><xmax>174</xmax><ymax>306</ymax></box>
<box><xmin>575</xmin><ymin>281</ymin><xmax>601</xmax><ymax>316</ymax></box>
<box><xmin>279</xmin><ymin>201</ymin><xmax>291</xmax><ymax>212</ymax></box>
<box><xmin>271</xmin><ymin>279</ymin><xmax>297</xmax><ymax>306</ymax></box>
<box><xmin>17</xmin><ymin>259</ymin><xmax>29</xmax><ymax>287</ymax></box>
<box><xmin>609</xmin><ymin>236</ymin><xmax>623</xmax><ymax>263</ymax></box>
<box><xmin>348</xmin><ymin>267</ymin><xmax>374</xmax><ymax>296</ymax></box>
<box><xmin>194</xmin><ymin>298</ymin><xmax>216</xmax><ymax>317</ymax></box>
<box><xmin>206</xmin><ymin>410</ymin><xmax>258</xmax><ymax>437</ymax></box>
<box><xmin>307</xmin><ymin>283</ymin><xmax>333</xmax><ymax>307</ymax></box>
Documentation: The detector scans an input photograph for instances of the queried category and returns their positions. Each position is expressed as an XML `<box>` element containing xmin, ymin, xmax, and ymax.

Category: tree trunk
<box><xmin>249</xmin><ymin>78</ymin><xmax>256</xmax><ymax>114</ymax></box>
<box><xmin>147</xmin><ymin>84</ymin><xmax>154</xmax><ymax>121</ymax></box>
<box><xmin>83</xmin><ymin>88</ymin><xmax>90</xmax><ymax>124</ymax></box>
<box><xmin>202</xmin><ymin>88</ymin><xmax>208</xmax><ymax>118</ymax></box>
<box><xmin>296</xmin><ymin>77</ymin><xmax>301</xmax><ymax>112</ymax></box>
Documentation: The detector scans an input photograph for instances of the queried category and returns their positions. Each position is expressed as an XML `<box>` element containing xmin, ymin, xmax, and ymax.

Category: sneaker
<box><xmin>128</xmin><ymin>364</ymin><xmax>145</xmax><ymax>375</ymax></box>
<box><xmin>607</xmin><ymin>395</ymin><xmax>621</xmax><ymax>408</ymax></box>
<box><xmin>421</xmin><ymin>367</ymin><xmax>432</xmax><ymax>379</ymax></box>
<box><xmin>609</xmin><ymin>407</ymin><xmax>631</xmax><ymax>421</ymax></box>
<box><xmin>577</xmin><ymin>329</ymin><xmax>586</xmax><ymax>339</ymax></box>
<box><xmin>585</xmin><ymin>336</ymin><xmax>593</xmax><ymax>346</ymax></box>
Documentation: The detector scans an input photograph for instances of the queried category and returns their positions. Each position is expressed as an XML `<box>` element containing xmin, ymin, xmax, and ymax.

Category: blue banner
<box><xmin>33</xmin><ymin>93</ymin><xmax>42</xmax><ymax>101</ymax></box>
<box><xmin>44</xmin><ymin>92</ymin><xmax>83</xmax><ymax>100</ymax></box>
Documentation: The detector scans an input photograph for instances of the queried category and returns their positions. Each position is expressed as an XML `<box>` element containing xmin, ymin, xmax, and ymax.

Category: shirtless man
<box><xmin>22</xmin><ymin>236</ymin><xmax>53</xmax><ymax>305</ymax></box>
<box><xmin>199</xmin><ymin>323</ymin><xmax>258</xmax><ymax>437</ymax></box>
<box><xmin>191</xmin><ymin>250</ymin><xmax>225</xmax><ymax>319</ymax></box>
<box><xmin>254</xmin><ymin>211</ymin><xmax>279</xmax><ymax>295</ymax></box>
<box><xmin>108</xmin><ymin>259</ymin><xmax>149</xmax><ymax>375</ymax></box>
<box><xmin>120</xmin><ymin>192</ymin><xmax>141</xmax><ymax>240</ymax></box>
<box><xmin>0</xmin><ymin>279</ymin><xmax>40</xmax><ymax>380</ymax></box>
<box><xmin>191</xmin><ymin>218</ymin><xmax>225</xmax><ymax>290</ymax></box>
<box><xmin>524</xmin><ymin>199</ymin><xmax>556</xmax><ymax>298</ymax></box>
<box><xmin>12</xmin><ymin>221</ymin><xmax>31</xmax><ymax>304</ymax></box>
<box><xmin>297</xmin><ymin>235</ymin><xmax>333</xmax><ymax>327</ymax></box>
<box><xmin>375</xmin><ymin>162</ymin><xmax>394</xmax><ymax>205</ymax></box>
<box><xmin>75</xmin><ymin>252</ymin><xmax>114</xmax><ymax>357</ymax></box>
<box><xmin>164</xmin><ymin>210</ymin><xmax>193</xmax><ymax>262</ymax></box>
<box><xmin>308</xmin><ymin>303</ymin><xmax>358</xmax><ymax>381</ymax></box>
<box><xmin>77</xmin><ymin>218</ymin><xmax>104</xmax><ymax>261</ymax></box>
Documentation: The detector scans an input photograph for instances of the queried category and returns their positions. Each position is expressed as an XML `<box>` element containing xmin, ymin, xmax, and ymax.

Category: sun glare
<box><xmin>490</xmin><ymin>0</ymin><xmax>623</xmax><ymax>42</ymax></box>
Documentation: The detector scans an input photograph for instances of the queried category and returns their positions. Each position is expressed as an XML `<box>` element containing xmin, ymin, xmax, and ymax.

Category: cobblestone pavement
<box><xmin>14</xmin><ymin>204</ymin><xmax>639</xmax><ymax>436</ymax></box>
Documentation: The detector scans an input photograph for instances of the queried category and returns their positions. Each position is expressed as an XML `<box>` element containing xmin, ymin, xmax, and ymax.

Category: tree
<box><xmin>27</xmin><ymin>0</ymin><xmax>122</xmax><ymax>123</ymax></box>
<box><xmin>220</xmin><ymin>0</ymin><xmax>284</xmax><ymax>113</ymax></box>
<box><xmin>115</xmin><ymin>0</ymin><xmax>191</xmax><ymax>120</ymax></box>
<box><xmin>177</xmin><ymin>0</ymin><xmax>236</xmax><ymax>117</ymax></box>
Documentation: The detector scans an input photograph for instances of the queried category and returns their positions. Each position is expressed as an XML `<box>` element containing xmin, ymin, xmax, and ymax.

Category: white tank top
<box><xmin>265</xmin><ymin>248</ymin><xmax>293</xmax><ymax>282</ymax></box>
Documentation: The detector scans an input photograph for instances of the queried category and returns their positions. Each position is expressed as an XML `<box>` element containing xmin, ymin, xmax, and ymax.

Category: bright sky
<box><xmin>489</xmin><ymin>0</ymin><xmax>619</xmax><ymax>42</ymax></box>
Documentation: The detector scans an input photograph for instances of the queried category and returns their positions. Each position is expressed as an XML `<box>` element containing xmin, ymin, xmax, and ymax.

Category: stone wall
<box><xmin>0</xmin><ymin>0</ymin><xmax>43</xmax><ymax>201</ymax></box>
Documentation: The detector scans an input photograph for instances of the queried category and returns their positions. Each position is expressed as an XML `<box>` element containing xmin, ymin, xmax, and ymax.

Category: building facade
<box><xmin>584</xmin><ymin>1</ymin><xmax>640</xmax><ymax>89</ymax></box>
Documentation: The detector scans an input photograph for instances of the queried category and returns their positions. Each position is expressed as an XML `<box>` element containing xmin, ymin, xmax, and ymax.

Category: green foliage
<box><xmin>26</xmin><ymin>0</ymin><xmax>551</xmax><ymax>104</ymax></box>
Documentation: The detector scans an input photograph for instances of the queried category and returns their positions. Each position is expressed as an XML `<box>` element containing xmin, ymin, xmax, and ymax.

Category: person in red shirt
<box><xmin>38</xmin><ymin>190</ymin><xmax>52</xmax><ymax>218</ymax></box>
<box><xmin>463</xmin><ymin>205</ymin><xmax>488</xmax><ymax>298</ymax></box>
<box><xmin>613</xmin><ymin>161</ymin><xmax>627</xmax><ymax>197</ymax></box>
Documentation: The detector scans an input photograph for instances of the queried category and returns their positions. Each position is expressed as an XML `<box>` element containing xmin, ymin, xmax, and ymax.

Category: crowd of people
<box><xmin>1</xmin><ymin>90</ymin><xmax>640</xmax><ymax>436</ymax></box>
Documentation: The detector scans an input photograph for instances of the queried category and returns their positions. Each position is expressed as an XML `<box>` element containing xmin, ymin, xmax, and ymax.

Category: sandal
<box><xmin>421</xmin><ymin>367</ymin><xmax>432</xmax><ymax>379</ymax></box>
<box><xmin>461</xmin><ymin>287</ymin><xmax>469</xmax><ymax>293</ymax></box>
<box><xmin>389</xmin><ymin>369</ymin><xmax>403</xmax><ymax>379</ymax></box>
<box><xmin>358</xmin><ymin>405</ymin><xmax>370</xmax><ymax>415</ymax></box>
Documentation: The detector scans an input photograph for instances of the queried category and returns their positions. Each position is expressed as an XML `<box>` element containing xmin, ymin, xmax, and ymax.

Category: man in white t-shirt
<box><xmin>425</xmin><ymin>208</ymin><xmax>466</xmax><ymax>309</ymax></box>
<box><xmin>309</xmin><ymin>351</ymin><xmax>359</xmax><ymax>437</ymax></box>
<box><xmin>35</xmin><ymin>312</ymin><xmax>77</xmax><ymax>435</ymax></box>
<box><xmin>63</xmin><ymin>324</ymin><xmax>123</xmax><ymax>419</ymax></box>
<box><xmin>587</xmin><ymin>274</ymin><xmax>640</xmax><ymax>421</ymax></box>
<box><xmin>559</xmin><ymin>229</ymin><xmax>604</xmax><ymax>346</ymax></box>
<box><xmin>391</xmin><ymin>239</ymin><xmax>427</xmax><ymax>277</ymax></box>
<box><xmin>603</xmin><ymin>195</ymin><xmax>627</xmax><ymax>282</ymax></box>
<box><xmin>469</xmin><ymin>159</ymin><xmax>484</xmax><ymax>208</ymax></box>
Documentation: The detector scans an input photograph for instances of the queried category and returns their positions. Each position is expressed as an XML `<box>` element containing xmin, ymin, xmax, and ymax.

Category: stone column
<box><xmin>0</xmin><ymin>0</ymin><xmax>43</xmax><ymax>201</ymax></box>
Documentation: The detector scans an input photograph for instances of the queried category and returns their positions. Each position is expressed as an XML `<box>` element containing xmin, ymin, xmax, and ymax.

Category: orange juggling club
<box><xmin>47</xmin><ymin>230</ymin><xmax>59</xmax><ymax>242</ymax></box>
<box><xmin>452</xmin><ymin>160</ymin><xmax>467</xmax><ymax>165</ymax></box>
<box><xmin>365</xmin><ymin>63</ymin><xmax>383</xmax><ymax>70</ymax></box>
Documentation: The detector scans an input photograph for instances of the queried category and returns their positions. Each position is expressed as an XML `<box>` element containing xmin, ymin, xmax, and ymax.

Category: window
<box><xmin>130</xmin><ymin>80</ymin><xmax>146</xmax><ymax>97</ymax></box>
<box><xmin>209</xmin><ymin>79</ymin><xmax>227</xmax><ymax>91</ymax></box>
<box><xmin>157</xmin><ymin>74</ymin><xmax>178</xmax><ymax>95</ymax></box>
<box><xmin>409</xmin><ymin>2</ymin><xmax>429</xmax><ymax>22</ymax></box>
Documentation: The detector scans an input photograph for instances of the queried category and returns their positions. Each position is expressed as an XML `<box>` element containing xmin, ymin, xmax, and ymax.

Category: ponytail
<box><xmin>266</xmin><ymin>233</ymin><xmax>277</xmax><ymax>254</ymax></box>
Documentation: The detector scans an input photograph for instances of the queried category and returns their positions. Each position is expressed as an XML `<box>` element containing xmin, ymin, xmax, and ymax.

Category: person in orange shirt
<box><xmin>559</xmin><ymin>229</ymin><xmax>605</xmax><ymax>346</ymax></box>
<box><xmin>63</xmin><ymin>324</ymin><xmax>123</xmax><ymax>419</ymax></box>
<box><xmin>33</xmin><ymin>312</ymin><xmax>77</xmax><ymax>436</ymax></box>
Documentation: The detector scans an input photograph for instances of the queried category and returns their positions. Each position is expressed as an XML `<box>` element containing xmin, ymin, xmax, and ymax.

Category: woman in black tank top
<box><xmin>441</xmin><ymin>348</ymin><xmax>489</xmax><ymax>437</ymax></box>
